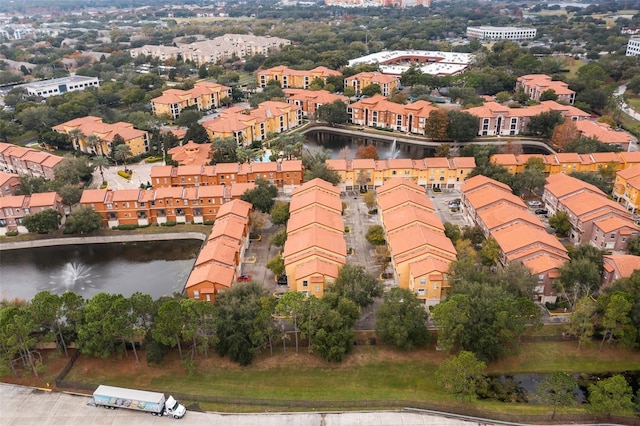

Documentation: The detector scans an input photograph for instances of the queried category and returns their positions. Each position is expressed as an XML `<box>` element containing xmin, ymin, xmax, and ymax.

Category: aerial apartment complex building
<box><xmin>283</xmin><ymin>179</ymin><xmax>347</xmax><ymax>298</ymax></box>
<box><xmin>515</xmin><ymin>74</ymin><xmax>576</xmax><ymax>104</ymax></box>
<box><xmin>53</xmin><ymin>116</ymin><xmax>150</xmax><ymax>156</ymax></box>
<box><xmin>0</xmin><ymin>192</ymin><xmax>64</xmax><ymax>234</ymax></box>
<box><xmin>283</xmin><ymin>89</ymin><xmax>349</xmax><ymax>117</ymax></box>
<box><xmin>491</xmin><ymin>152</ymin><xmax>640</xmax><ymax>176</ymax></box>
<box><xmin>377</xmin><ymin>179</ymin><xmax>456</xmax><ymax>305</ymax></box>
<box><xmin>613</xmin><ymin>164</ymin><xmax>640</xmax><ymax>214</ymax></box>
<box><xmin>256</xmin><ymin>66</ymin><xmax>341</xmax><ymax>89</ymax></box>
<box><xmin>0</xmin><ymin>143</ymin><xmax>63</xmax><ymax>180</ymax></box>
<box><xmin>151</xmin><ymin>81</ymin><xmax>231</xmax><ymax>119</ymax></box>
<box><xmin>466</xmin><ymin>26</ymin><xmax>537</xmax><ymax>41</ymax></box>
<box><xmin>130</xmin><ymin>34</ymin><xmax>291</xmax><ymax>65</ymax></box>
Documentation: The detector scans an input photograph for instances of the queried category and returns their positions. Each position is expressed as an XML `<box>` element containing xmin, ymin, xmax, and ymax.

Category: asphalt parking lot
<box><xmin>428</xmin><ymin>189</ymin><xmax>468</xmax><ymax>228</ymax></box>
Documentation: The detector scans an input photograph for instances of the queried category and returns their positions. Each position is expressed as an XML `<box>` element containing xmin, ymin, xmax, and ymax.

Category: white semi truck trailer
<box><xmin>91</xmin><ymin>385</ymin><xmax>186</xmax><ymax>419</ymax></box>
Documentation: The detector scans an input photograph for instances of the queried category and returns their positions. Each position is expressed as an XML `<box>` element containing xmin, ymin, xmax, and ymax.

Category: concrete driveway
<box><xmin>91</xmin><ymin>160</ymin><xmax>156</xmax><ymax>190</ymax></box>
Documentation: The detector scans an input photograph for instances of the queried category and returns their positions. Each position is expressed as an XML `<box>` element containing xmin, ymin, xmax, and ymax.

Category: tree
<box><xmin>361</xmin><ymin>83</ymin><xmax>381</xmax><ymax>97</ymax></box>
<box><xmin>30</xmin><ymin>291</ymin><xmax>68</xmax><ymax>357</ymax></box>
<box><xmin>85</xmin><ymin>134</ymin><xmax>104</xmax><ymax>156</ymax></box>
<box><xmin>556</xmin><ymin>258</ymin><xmax>601</xmax><ymax>310</ymax></box>
<box><xmin>275</xmin><ymin>291</ymin><xmax>306</xmax><ymax>354</ymax></box>
<box><xmin>54</xmin><ymin>155</ymin><xmax>94</xmax><ymax>186</ymax></box>
<box><xmin>316</xmin><ymin>100</ymin><xmax>348</xmax><ymax>126</ymax></box>
<box><xmin>514</xmin><ymin>157</ymin><xmax>546</xmax><ymax>196</ymax></box>
<box><xmin>113</xmin><ymin>144</ymin><xmax>132</xmax><ymax>169</ymax></box>
<box><xmin>363</xmin><ymin>191</ymin><xmax>376</xmax><ymax>211</ymax></box>
<box><xmin>444</xmin><ymin>222</ymin><xmax>462</xmax><ymax>245</ymax></box>
<box><xmin>22</xmin><ymin>208</ymin><xmax>61</xmax><ymax>234</ymax></box>
<box><xmin>375</xmin><ymin>288</ymin><xmax>429</xmax><ymax>350</ymax></box>
<box><xmin>77</xmin><ymin>293</ymin><xmax>127</xmax><ymax>358</ymax></box>
<box><xmin>329</xmin><ymin>264</ymin><xmax>383</xmax><ymax>309</ymax></box>
<box><xmin>211</xmin><ymin>137</ymin><xmax>238</xmax><ymax>164</ymax></box>
<box><xmin>215</xmin><ymin>282</ymin><xmax>268</xmax><ymax>365</ymax></box>
<box><xmin>355</xmin><ymin>145</ymin><xmax>379</xmax><ymax>160</ymax></box>
<box><xmin>598</xmin><ymin>292</ymin><xmax>635</xmax><ymax>350</ymax></box>
<box><xmin>536</xmin><ymin>372</ymin><xmax>576</xmax><ymax>419</ymax></box>
<box><xmin>152</xmin><ymin>298</ymin><xmax>185</xmax><ymax>360</ymax></box>
<box><xmin>539</xmin><ymin>89</ymin><xmax>558</xmax><ymax>102</ymax></box>
<box><xmin>435</xmin><ymin>351</ymin><xmax>486</xmax><ymax>400</ymax></box>
<box><xmin>270</xmin><ymin>201</ymin><xmax>290</xmax><ymax>225</ymax></box>
<box><xmin>425</xmin><ymin>109</ymin><xmax>449</xmax><ymax>140</ymax></box>
<box><xmin>566</xmin><ymin>297</ymin><xmax>597</xmax><ymax>350</ymax></box>
<box><xmin>627</xmin><ymin>236</ymin><xmax>640</xmax><ymax>255</ymax></box>
<box><xmin>527</xmin><ymin>110</ymin><xmax>564</xmax><ymax>138</ymax></box>
<box><xmin>175</xmin><ymin>110</ymin><xmax>202</xmax><ymax>128</ymax></box>
<box><xmin>304</xmin><ymin>295</ymin><xmax>359</xmax><ymax>362</ymax></box>
<box><xmin>304</xmin><ymin>162</ymin><xmax>340</xmax><ymax>185</ymax></box>
<box><xmin>478</xmin><ymin>237</ymin><xmax>501</xmax><ymax>266</ymax></box>
<box><xmin>92</xmin><ymin>156</ymin><xmax>110</xmax><ymax>184</ymax></box>
<box><xmin>549</xmin><ymin>211</ymin><xmax>572</xmax><ymax>237</ymax></box>
<box><xmin>64</xmin><ymin>207</ymin><xmax>103</xmax><ymax>234</ymax></box>
<box><xmin>269</xmin><ymin>227</ymin><xmax>287</xmax><ymax>247</ymax></box>
<box><xmin>184</xmin><ymin>123</ymin><xmax>210</xmax><ymax>144</ymax></box>
<box><xmin>588</xmin><ymin>375</ymin><xmax>635</xmax><ymax>419</ymax></box>
<box><xmin>446</xmin><ymin>110</ymin><xmax>478</xmax><ymax>142</ymax></box>
<box><xmin>241</xmin><ymin>178</ymin><xmax>278</xmax><ymax>213</ymax></box>
<box><xmin>266</xmin><ymin>254</ymin><xmax>285</xmax><ymax>277</ymax></box>
<box><xmin>58</xmin><ymin>184</ymin><xmax>83</xmax><ymax>208</ymax></box>
<box><xmin>434</xmin><ymin>143</ymin><xmax>451</xmax><ymax>158</ymax></box>
<box><xmin>551</xmin><ymin>120</ymin><xmax>579</xmax><ymax>152</ymax></box>
<box><xmin>365</xmin><ymin>225</ymin><xmax>386</xmax><ymax>246</ymax></box>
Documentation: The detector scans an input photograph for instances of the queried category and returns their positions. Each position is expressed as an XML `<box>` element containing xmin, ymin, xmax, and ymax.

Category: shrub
<box><xmin>145</xmin><ymin>341</ymin><xmax>169</xmax><ymax>364</ymax></box>
<box><xmin>99</xmin><ymin>181</ymin><xmax>108</xmax><ymax>189</ymax></box>
<box><xmin>160</xmin><ymin>221</ymin><xmax>177</xmax><ymax>227</ymax></box>
<box><xmin>203</xmin><ymin>220</ymin><xmax>215</xmax><ymax>225</ymax></box>
<box><xmin>5</xmin><ymin>231</ymin><xmax>19</xmax><ymax>237</ymax></box>
<box><xmin>117</xmin><ymin>170</ymin><xmax>131</xmax><ymax>180</ymax></box>
<box><xmin>146</xmin><ymin>156</ymin><xmax>163</xmax><ymax>163</ymax></box>
<box><xmin>344</xmin><ymin>226</ymin><xmax>350</xmax><ymax>233</ymax></box>
<box><xmin>115</xmin><ymin>224</ymin><xmax>138</xmax><ymax>230</ymax></box>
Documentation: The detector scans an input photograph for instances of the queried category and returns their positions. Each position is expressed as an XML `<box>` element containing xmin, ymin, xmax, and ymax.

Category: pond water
<box><xmin>0</xmin><ymin>240</ymin><xmax>202</xmax><ymax>301</ymax></box>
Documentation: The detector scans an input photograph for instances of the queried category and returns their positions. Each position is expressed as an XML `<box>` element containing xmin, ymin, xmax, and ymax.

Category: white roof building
<box><xmin>348</xmin><ymin>50</ymin><xmax>473</xmax><ymax>76</ymax></box>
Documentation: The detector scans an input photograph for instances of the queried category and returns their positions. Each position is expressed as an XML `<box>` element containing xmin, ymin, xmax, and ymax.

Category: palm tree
<box><xmin>92</xmin><ymin>156</ymin><xmax>111</xmax><ymax>184</ymax></box>
<box><xmin>113</xmin><ymin>144</ymin><xmax>133</xmax><ymax>170</ymax></box>
<box><xmin>68</xmin><ymin>128</ymin><xmax>85</xmax><ymax>152</ymax></box>
<box><xmin>236</xmin><ymin>146</ymin><xmax>260</xmax><ymax>164</ymax></box>
<box><xmin>85</xmin><ymin>135</ymin><xmax>103</xmax><ymax>156</ymax></box>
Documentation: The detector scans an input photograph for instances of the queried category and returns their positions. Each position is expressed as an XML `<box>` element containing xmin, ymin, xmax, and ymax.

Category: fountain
<box><xmin>49</xmin><ymin>262</ymin><xmax>94</xmax><ymax>293</ymax></box>
<box><xmin>389</xmin><ymin>139</ymin><xmax>400</xmax><ymax>159</ymax></box>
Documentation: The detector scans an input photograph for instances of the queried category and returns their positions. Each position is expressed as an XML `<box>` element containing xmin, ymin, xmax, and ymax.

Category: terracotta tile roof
<box><xmin>229</xmin><ymin>182</ymin><xmax>255</xmax><ymax>198</ymax></box>
<box><xmin>377</xmin><ymin>187</ymin><xmax>434</xmax><ymax>212</ymax></box>
<box><xmin>603</xmin><ymin>255</ymin><xmax>640</xmax><ymax>279</ymax></box>
<box><xmin>288</xmin><ymin>204</ymin><xmax>344</xmax><ymax>234</ymax></box>
<box><xmin>593</xmin><ymin>216</ymin><xmax>639</xmax><ymax>233</ymax></box>
<box><xmin>283</xmin><ymin>225</ymin><xmax>347</xmax><ymax>259</ymax></box>
<box><xmin>209</xmin><ymin>215</ymin><xmax>247</xmax><ymax>242</ymax></box>
<box><xmin>521</xmin><ymin>254</ymin><xmax>566</xmax><ymax>275</ymax></box>
<box><xmin>214</xmin><ymin>163</ymin><xmax>240</xmax><ymax>174</ymax></box>
<box><xmin>461</xmin><ymin>175</ymin><xmax>512</xmax><ymax>194</ymax></box>
<box><xmin>561</xmin><ymin>192</ymin><xmax>626</xmax><ymax>218</ymax></box>
<box><xmin>294</xmin><ymin>258</ymin><xmax>341</xmax><ymax>280</ymax></box>
<box><xmin>517</xmin><ymin>74</ymin><xmax>575</xmax><ymax>95</ymax></box>
<box><xmin>250</xmin><ymin>162</ymin><xmax>278</xmax><ymax>173</ymax></box>
<box><xmin>492</xmin><ymin>222</ymin><xmax>568</xmax><ymax>257</ymax></box>
<box><xmin>0</xmin><ymin>171</ymin><xmax>19</xmax><ymax>187</ymax></box>
<box><xmin>281</xmin><ymin>160</ymin><xmax>303</xmax><ymax>172</ymax></box>
<box><xmin>195</xmin><ymin>238</ymin><xmax>238</xmax><ymax>267</ymax></box>
<box><xmin>619</xmin><ymin>151</ymin><xmax>640</xmax><ymax>164</ymax></box>
<box><xmin>26</xmin><ymin>192</ymin><xmax>59</xmax><ymax>207</ymax></box>
<box><xmin>544</xmin><ymin>173</ymin><xmax>604</xmax><ymax>198</ymax></box>
<box><xmin>409</xmin><ymin>257</ymin><xmax>451</xmax><ymax>277</ymax></box>
<box><xmin>0</xmin><ymin>195</ymin><xmax>26</xmax><ymax>208</ymax></box>
<box><xmin>326</xmin><ymin>159</ymin><xmax>347</xmax><ymax>172</ymax></box>
<box><xmin>150</xmin><ymin>166</ymin><xmax>174</xmax><ymax>178</ymax></box>
<box><xmin>196</xmin><ymin>185</ymin><xmax>225</xmax><ymax>198</ymax></box>
<box><xmin>377</xmin><ymin>177</ymin><xmax>426</xmax><ymax>196</ymax></box>
<box><xmin>451</xmin><ymin>157</ymin><xmax>476</xmax><ymax>169</ymax></box>
<box><xmin>388</xmin><ymin>223</ymin><xmax>456</xmax><ymax>260</ymax></box>
<box><xmin>168</xmin><ymin>142</ymin><xmax>210</xmax><ymax>167</ymax></box>
<box><xmin>185</xmin><ymin>262</ymin><xmax>235</xmax><ymax>289</ymax></box>
<box><xmin>465</xmin><ymin>186</ymin><xmax>526</xmax><ymax>211</ymax></box>
<box><xmin>154</xmin><ymin>187</ymin><xmax>184</xmax><ymax>199</ymax></box>
<box><xmin>139</xmin><ymin>190</ymin><xmax>155</xmax><ymax>203</ymax></box>
<box><xmin>111</xmin><ymin>189</ymin><xmax>142</xmax><ymax>202</ymax></box>
<box><xmin>291</xmin><ymin>178</ymin><xmax>341</xmax><ymax>196</ymax></box>
<box><xmin>289</xmin><ymin>189</ymin><xmax>343</xmax><ymax>213</ymax></box>
<box><xmin>476</xmin><ymin>203</ymin><xmax>542</xmax><ymax>232</ymax></box>
<box><xmin>383</xmin><ymin>204</ymin><xmax>444</xmax><ymax>233</ymax></box>
<box><xmin>491</xmin><ymin>154</ymin><xmax>520</xmax><ymax>167</ymax></box>
<box><xmin>352</xmin><ymin>158</ymin><xmax>377</xmax><ymax>170</ymax></box>
<box><xmin>175</xmin><ymin>165</ymin><xmax>204</xmax><ymax>176</ymax></box>
<box><xmin>346</xmin><ymin>71</ymin><xmax>400</xmax><ymax>84</ymax></box>
<box><xmin>217</xmin><ymin>199</ymin><xmax>252</xmax><ymax>219</ymax></box>
<box><xmin>617</xmin><ymin>164</ymin><xmax>640</xmax><ymax>180</ymax></box>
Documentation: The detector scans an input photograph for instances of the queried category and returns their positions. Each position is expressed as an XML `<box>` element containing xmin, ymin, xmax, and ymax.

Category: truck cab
<box><xmin>163</xmin><ymin>396</ymin><xmax>186</xmax><ymax>418</ymax></box>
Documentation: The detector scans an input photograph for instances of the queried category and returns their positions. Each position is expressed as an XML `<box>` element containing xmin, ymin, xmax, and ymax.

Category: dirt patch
<box><xmin>1</xmin><ymin>349</ymin><xmax>72</xmax><ymax>389</ymax></box>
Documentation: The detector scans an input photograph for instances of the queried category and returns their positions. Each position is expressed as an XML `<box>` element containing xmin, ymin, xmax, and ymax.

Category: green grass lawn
<box><xmin>59</xmin><ymin>340</ymin><xmax>640</xmax><ymax>417</ymax></box>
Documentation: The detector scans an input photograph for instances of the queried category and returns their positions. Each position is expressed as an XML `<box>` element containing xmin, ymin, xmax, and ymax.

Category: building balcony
<box><xmin>108</xmin><ymin>219</ymin><xmax>119</xmax><ymax>228</ymax></box>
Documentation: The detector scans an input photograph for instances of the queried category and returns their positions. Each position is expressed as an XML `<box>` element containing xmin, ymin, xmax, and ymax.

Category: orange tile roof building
<box><xmin>256</xmin><ymin>66</ymin><xmax>341</xmax><ymax>89</ymax></box>
<box><xmin>167</xmin><ymin>141</ymin><xmax>211</xmax><ymax>166</ymax></box>
<box><xmin>491</xmin><ymin>152</ymin><xmax>640</xmax><ymax>176</ymax></box>
<box><xmin>150</xmin><ymin>81</ymin><xmax>231</xmax><ymax>119</ymax></box>
<box><xmin>149</xmin><ymin>160</ymin><xmax>304</xmax><ymax>194</ymax></box>
<box><xmin>326</xmin><ymin>156</ymin><xmax>476</xmax><ymax>192</ymax></box>
<box><xmin>466</xmin><ymin>101</ymin><xmax>590</xmax><ymax>137</ymax></box>
<box><xmin>515</xmin><ymin>74</ymin><xmax>576</xmax><ymax>105</ymax></box>
<box><xmin>376</xmin><ymin>178</ymin><xmax>456</xmax><ymax>305</ymax></box>
<box><xmin>574</xmin><ymin>120</ymin><xmax>632</xmax><ymax>150</ymax></box>
<box><xmin>184</xmin><ymin>199</ymin><xmax>253</xmax><ymax>303</ymax></box>
<box><xmin>0</xmin><ymin>142</ymin><xmax>63</xmax><ymax>180</ymax></box>
<box><xmin>52</xmin><ymin>116</ymin><xmax>150</xmax><ymax>156</ymax></box>
<box><xmin>461</xmin><ymin>175</ymin><xmax>569</xmax><ymax>303</ymax></box>
<box><xmin>345</xmin><ymin>72</ymin><xmax>400</xmax><ymax>97</ymax></box>
<box><xmin>0</xmin><ymin>171</ymin><xmax>21</xmax><ymax>197</ymax></box>
<box><xmin>613</xmin><ymin>164</ymin><xmax>640</xmax><ymax>214</ymax></box>
<box><xmin>602</xmin><ymin>255</ymin><xmax>640</xmax><ymax>288</ymax></box>
<box><xmin>283</xmin><ymin>178</ymin><xmax>346</xmax><ymax>298</ymax></box>
<box><xmin>283</xmin><ymin>89</ymin><xmax>349</xmax><ymax>117</ymax></box>
<box><xmin>543</xmin><ymin>173</ymin><xmax>638</xmax><ymax>250</ymax></box>
<box><xmin>80</xmin><ymin>182</ymin><xmax>254</xmax><ymax>228</ymax></box>
<box><xmin>347</xmin><ymin>95</ymin><xmax>439</xmax><ymax>134</ymax></box>
<box><xmin>202</xmin><ymin>101</ymin><xmax>302</xmax><ymax>146</ymax></box>
<box><xmin>0</xmin><ymin>192</ymin><xmax>64</xmax><ymax>234</ymax></box>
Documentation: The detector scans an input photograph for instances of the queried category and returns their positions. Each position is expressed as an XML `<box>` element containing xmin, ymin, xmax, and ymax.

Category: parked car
<box><xmin>534</xmin><ymin>208</ymin><xmax>548</xmax><ymax>215</ymax></box>
<box><xmin>277</xmin><ymin>274</ymin><xmax>288</xmax><ymax>285</ymax></box>
<box><xmin>237</xmin><ymin>275</ymin><xmax>252</xmax><ymax>282</ymax></box>
<box><xmin>527</xmin><ymin>200</ymin><xmax>543</xmax><ymax>207</ymax></box>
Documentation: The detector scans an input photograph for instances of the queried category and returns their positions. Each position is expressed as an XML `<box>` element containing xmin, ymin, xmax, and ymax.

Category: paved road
<box><xmin>1</xmin><ymin>383</ymin><xmax>479</xmax><ymax>426</ymax></box>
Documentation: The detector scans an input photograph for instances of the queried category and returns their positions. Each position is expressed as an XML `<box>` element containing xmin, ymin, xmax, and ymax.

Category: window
<box><xmin>420</xmin><ymin>278</ymin><xmax>426</xmax><ymax>285</ymax></box>
<box><xmin>193</xmin><ymin>290</ymin><xmax>200</xmax><ymax>299</ymax></box>
<box><xmin>206</xmin><ymin>294</ymin><xmax>211</xmax><ymax>301</ymax></box>
<box><xmin>538</xmin><ymin>274</ymin><xmax>544</xmax><ymax>282</ymax></box>
<box><xmin>610</xmin><ymin>233</ymin><xmax>616</xmax><ymax>239</ymax></box>
<box><xmin>315</xmin><ymin>285</ymin><xmax>320</xmax><ymax>292</ymax></box>
<box><xmin>433</xmin><ymin>284</ymin><xmax>438</xmax><ymax>289</ymax></box>
<box><xmin>302</xmin><ymin>280</ymin><xmax>308</xmax><ymax>287</ymax></box>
